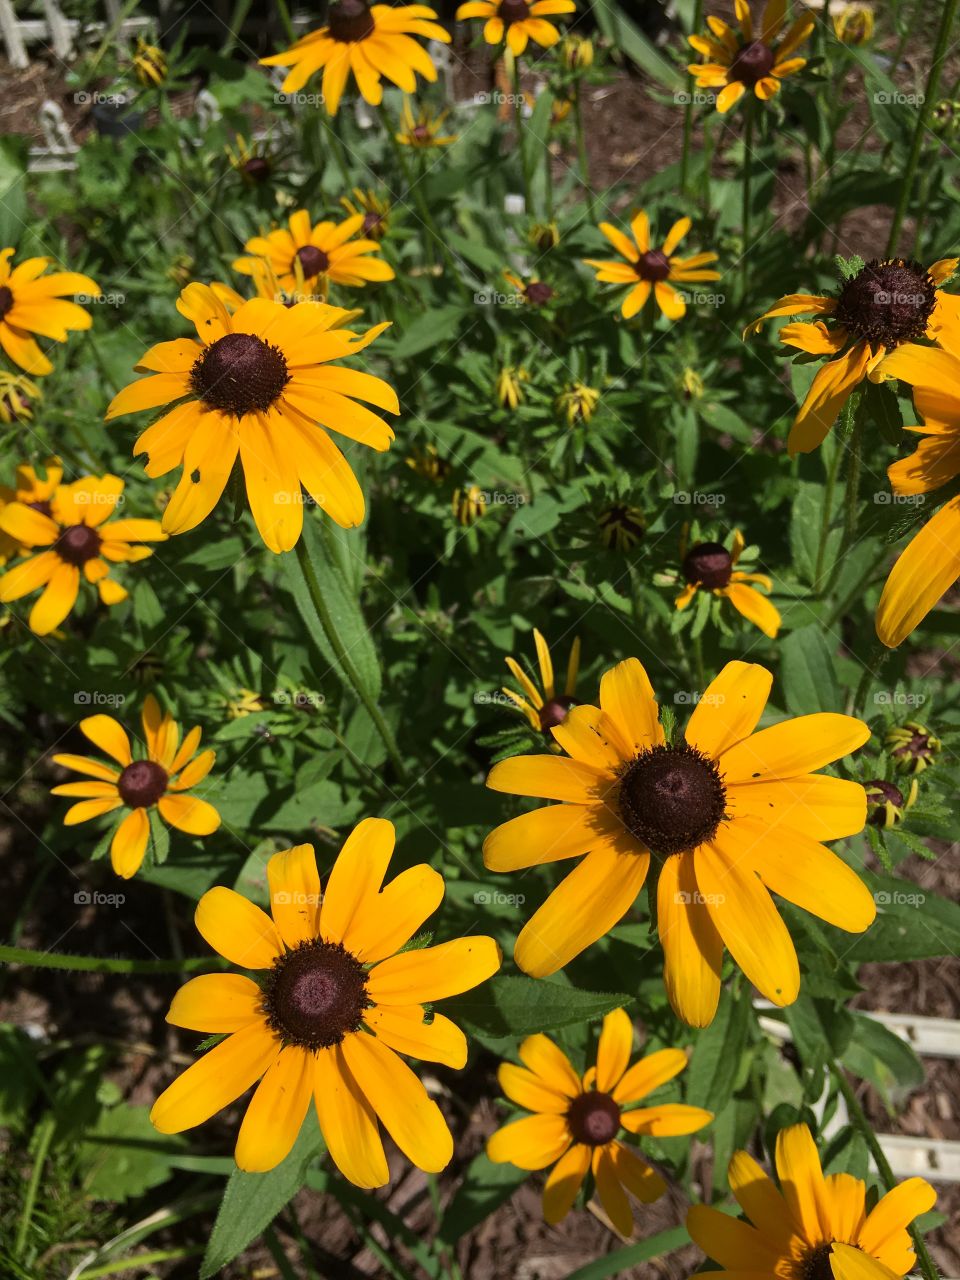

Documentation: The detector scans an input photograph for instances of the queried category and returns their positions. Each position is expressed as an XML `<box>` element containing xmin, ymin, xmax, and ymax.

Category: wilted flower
<box><xmin>452</xmin><ymin>485</ymin><xmax>486</xmax><ymax>526</ymax></box>
<box><xmin>396</xmin><ymin>100</ymin><xmax>458</xmax><ymax>148</ymax></box>
<box><xmin>132</xmin><ymin>37</ymin><xmax>167</xmax><ymax>87</ymax></box>
<box><xmin>405</xmin><ymin>443</ymin><xmax>451</xmax><ymax>483</ymax></box>
<box><xmin>561</xmin><ymin>33</ymin><xmax>593</xmax><ymax>70</ymax></box>
<box><xmin>557</xmin><ymin>381</ymin><xmax>600</xmax><ymax>425</ymax></box>
<box><xmin>225</xmin><ymin>134</ymin><xmax>273</xmax><ymax>184</ymax></box>
<box><xmin>596</xmin><ymin>502</ymin><xmax>646</xmax><ymax>551</ymax></box>
<box><xmin>681</xmin><ymin>368</ymin><xmax>704</xmax><ymax>400</ymax></box>
<box><xmin>496</xmin><ymin>365</ymin><xmax>528</xmax><ymax>409</ymax></box>
<box><xmin>833</xmin><ymin>3</ymin><xmax>874</xmax><ymax>44</ymax></box>
<box><xmin>0</xmin><ymin>370</ymin><xmax>41</xmax><ymax>422</ymax></box>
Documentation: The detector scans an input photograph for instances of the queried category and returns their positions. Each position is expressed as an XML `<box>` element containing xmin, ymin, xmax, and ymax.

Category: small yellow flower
<box><xmin>503</xmin><ymin>270</ymin><xmax>554</xmax><ymax>307</ymax></box>
<box><xmin>234</xmin><ymin>209</ymin><xmax>394</xmax><ymax>298</ymax></box>
<box><xmin>561</xmin><ymin>32</ymin><xmax>593</xmax><ymax>69</ymax></box>
<box><xmin>529</xmin><ymin>221</ymin><xmax>560</xmax><ymax>253</ymax></box>
<box><xmin>133</xmin><ymin>37</ymin><xmax>167</xmax><ymax>87</ymax></box>
<box><xmin>865</xmin><ymin>778</ymin><xmax>918</xmax><ymax>828</ymax></box>
<box><xmin>502</xmin><ymin>627</ymin><xmax>580</xmax><ymax>733</ymax></box>
<box><xmin>0</xmin><ymin>248</ymin><xmax>99</xmax><ymax>375</ymax></box>
<box><xmin>596</xmin><ymin>502</ymin><xmax>645</xmax><ymax>551</ymax></box>
<box><xmin>396</xmin><ymin>99</ymin><xmax>458</xmax><ymax>147</ymax></box>
<box><xmin>583</xmin><ymin>211</ymin><xmax>720</xmax><ymax>322</ymax></box>
<box><xmin>225</xmin><ymin>134</ymin><xmax>273</xmax><ymax>184</ymax></box>
<box><xmin>151</xmin><ymin>823</ymin><xmax>501</xmax><ymax>1179</ymax></box>
<box><xmin>551</xmin><ymin>97</ymin><xmax>573</xmax><ymax>124</ymax></box>
<box><xmin>452</xmin><ymin>485</ymin><xmax>486</xmax><ymax>525</ymax></box>
<box><xmin>488</xmin><ymin>1010</ymin><xmax>712</xmax><ymax>1234</ymax></box>
<box><xmin>51</xmin><ymin>694</ymin><xmax>219</xmax><ymax>879</ymax></box>
<box><xmin>456</xmin><ymin>0</ymin><xmax>576</xmax><ymax>56</ymax></box>
<box><xmin>226</xmin><ymin>688</ymin><xmax>270</xmax><ymax>719</ymax></box>
<box><xmin>0</xmin><ymin>370</ymin><xmax>41</xmax><ymax>423</ymax></box>
<box><xmin>557</xmin><ymin>381</ymin><xmax>599</xmax><ymax>426</ymax></box>
<box><xmin>340</xmin><ymin>188</ymin><xmax>391</xmax><ymax>241</ymax></box>
<box><xmin>674</xmin><ymin>529</ymin><xmax>780</xmax><ymax>639</ymax></box>
<box><xmin>689</xmin><ymin>1124</ymin><xmax>935</xmax><ymax>1279</ymax></box>
<box><xmin>687</xmin><ymin>0</ymin><xmax>814</xmax><ymax>114</ymax></box>
<box><xmin>681</xmin><ymin>367</ymin><xmax>704</xmax><ymax>399</ymax></box>
<box><xmin>0</xmin><ymin>455</ymin><xmax>60</xmax><ymax>562</ymax></box>
<box><xmin>0</xmin><ymin>474</ymin><xmax>165</xmax><ymax>636</ymax></box>
<box><xmin>496</xmin><ymin>365</ymin><xmax>528</xmax><ymax>409</ymax></box>
<box><xmin>834</xmin><ymin>3</ymin><xmax>874</xmax><ymax>45</ymax></box>
<box><xmin>885</xmin><ymin>721</ymin><xmax>941</xmax><ymax>775</ymax></box>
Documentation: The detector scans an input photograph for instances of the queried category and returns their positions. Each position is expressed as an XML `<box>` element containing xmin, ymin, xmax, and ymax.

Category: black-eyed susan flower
<box><xmin>496</xmin><ymin>365</ymin><xmax>528</xmax><ymax>409</ymax></box>
<box><xmin>225</xmin><ymin>134</ymin><xmax>273</xmax><ymax>184</ymax></box>
<box><xmin>151</xmin><ymin>822</ymin><xmax>501</xmax><ymax>1179</ymax></box>
<box><xmin>484</xmin><ymin>658</ymin><xmax>874</xmax><ymax>1027</ymax></box>
<box><xmin>869</xmin><ymin>336</ymin><xmax>960</xmax><ymax>645</ymax></box>
<box><xmin>261</xmin><ymin>1</ymin><xmax>450</xmax><ymax>117</ymax></box>
<box><xmin>0</xmin><ymin>456</ymin><xmax>60</xmax><ymax>562</ymax></box>
<box><xmin>105</xmin><ymin>283</ymin><xmax>398</xmax><ymax>553</ymax></box>
<box><xmin>396</xmin><ymin>99</ymin><xmax>458</xmax><ymax>147</ymax></box>
<box><xmin>583</xmin><ymin>212</ymin><xmax>720</xmax><ymax>322</ymax></box>
<box><xmin>687</xmin><ymin>0</ymin><xmax>814</xmax><ymax>114</ymax></box>
<box><xmin>456</xmin><ymin>0</ymin><xmax>575</xmax><ymax>54</ymax></box>
<box><xmin>51</xmin><ymin>695</ymin><xmax>219</xmax><ymax>878</ymax></box>
<box><xmin>834</xmin><ymin>2</ymin><xmax>875</xmax><ymax>45</ymax></box>
<box><xmin>0</xmin><ymin>475</ymin><xmax>165</xmax><ymax>636</ymax></box>
<box><xmin>674</xmin><ymin>530</ymin><xmax>780</xmax><ymax>639</ymax></box>
<box><xmin>865</xmin><ymin>778</ymin><xmax>917</xmax><ymax>828</ymax></box>
<box><xmin>688</xmin><ymin>1123</ymin><xmax>935</xmax><ymax>1280</ymax></box>
<box><xmin>596</xmin><ymin>502</ymin><xmax>646</xmax><ymax>551</ymax></box>
<box><xmin>530</xmin><ymin>221</ymin><xmax>560</xmax><ymax>253</ymax></box>
<box><xmin>557</xmin><ymin>381</ymin><xmax>599</xmax><ymax>425</ymax></box>
<box><xmin>503</xmin><ymin>270</ymin><xmax>554</xmax><ymax>307</ymax></box>
<box><xmin>234</xmin><ymin>209</ymin><xmax>394</xmax><ymax>298</ymax></box>
<box><xmin>132</xmin><ymin>36</ymin><xmax>167</xmax><ymax>87</ymax></box>
<box><xmin>885</xmin><ymin>721</ymin><xmax>941</xmax><ymax>774</ymax></box>
<box><xmin>340</xmin><ymin>188</ymin><xmax>392</xmax><ymax>241</ymax></box>
<box><xmin>560</xmin><ymin>32</ymin><xmax>593</xmax><ymax>69</ymax></box>
<box><xmin>0</xmin><ymin>248</ymin><xmax>99</xmax><ymax>375</ymax></box>
<box><xmin>452</xmin><ymin>484</ymin><xmax>486</xmax><ymax>525</ymax></box>
<box><xmin>488</xmin><ymin>1009</ymin><xmax>711</xmax><ymax>1235</ymax></box>
<box><xmin>503</xmin><ymin>627</ymin><xmax>580</xmax><ymax>733</ymax></box>
<box><xmin>746</xmin><ymin>255</ymin><xmax>959</xmax><ymax>457</ymax></box>
<box><xmin>0</xmin><ymin>370</ymin><xmax>41</xmax><ymax>422</ymax></box>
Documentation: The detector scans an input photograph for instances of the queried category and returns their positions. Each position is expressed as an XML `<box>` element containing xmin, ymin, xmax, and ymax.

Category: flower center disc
<box><xmin>56</xmin><ymin>523</ymin><xmax>101</xmax><ymax>566</ymax></box>
<box><xmin>296</xmin><ymin>244</ymin><xmax>330</xmax><ymax>279</ymax></box>
<box><xmin>834</xmin><ymin>258</ymin><xmax>936</xmax><ymax>347</ymax></box>
<box><xmin>244</xmin><ymin>156</ymin><xmax>271</xmax><ymax>182</ymax></box>
<box><xmin>264</xmin><ymin>940</ymin><xmax>368</xmax><ymax>1050</ymax></box>
<box><xmin>500</xmin><ymin>0</ymin><xmax>530</xmax><ymax>23</ymax></box>
<box><xmin>0</xmin><ymin>285</ymin><xmax>13</xmax><ymax>319</ymax></box>
<box><xmin>636</xmin><ymin>249</ymin><xmax>671</xmax><ymax>282</ymax></box>
<box><xmin>525</xmin><ymin>281</ymin><xmax>554</xmax><ymax>305</ymax></box>
<box><xmin>118</xmin><ymin>759</ymin><xmax>168</xmax><ymax>807</ymax></box>
<box><xmin>683</xmin><ymin>541</ymin><xmax>733</xmax><ymax>589</ymax></box>
<box><xmin>539</xmin><ymin>695</ymin><xmax>575</xmax><ymax>732</ymax></box>
<box><xmin>730</xmin><ymin>39</ymin><xmax>775</xmax><ymax>84</ymax></box>
<box><xmin>618</xmin><ymin>742</ymin><xmax>727</xmax><ymax>856</ymax></box>
<box><xmin>801</xmin><ymin>1244</ymin><xmax>838</xmax><ymax>1280</ymax></box>
<box><xmin>190</xmin><ymin>332</ymin><xmax>289</xmax><ymax>417</ymax></box>
<box><xmin>328</xmin><ymin>0</ymin><xmax>376</xmax><ymax>42</ymax></box>
<box><xmin>567</xmin><ymin>1091</ymin><xmax>621</xmax><ymax>1145</ymax></box>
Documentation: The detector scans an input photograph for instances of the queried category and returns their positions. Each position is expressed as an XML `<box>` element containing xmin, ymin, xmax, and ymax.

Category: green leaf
<box><xmin>443</xmin><ymin>975</ymin><xmax>630</xmax><ymax>1040</ymax></box>
<box><xmin>589</xmin><ymin>0</ymin><xmax>684</xmax><ymax>90</ymax></box>
<box><xmin>81</xmin><ymin>1104</ymin><xmax>185</xmax><ymax>1202</ymax></box>
<box><xmin>840</xmin><ymin>1011</ymin><xmax>924</xmax><ymax>1107</ymax></box>
<box><xmin>390</xmin><ymin>305</ymin><xmax>466</xmax><ymax>359</ymax></box>
<box><xmin>784</xmin><ymin>996</ymin><xmax>854</xmax><ymax>1072</ymax></box>
<box><xmin>790</xmin><ymin>481</ymin><xmax>834</xmax><ymax>585</ymax></box>
<box><xmin>200</xmin><ymin>1120</ymin><xmax>324</xmax><ymax>1279</ymax></box>
<box><xmin>282</xmin><ymin>516</ymin><xmax>382</xmax><ymax>702</ymax></box>
<box><xmin>564</xmin><ymin>1226</ymin><xmax>691</xmax><ymax>1279</ymax></box>
<box><xmin>844</xmin><ymin>872</ymin><xmax>960</xmax><ymax>961</ymax></box>
<box><xmin>686</xmin><ymin>988</ymin><xmax>752</xmax><ymax>1114</ymax></box>
<box><xmin>863</xmin><ymin>378</ymin><xmax>904</xmax><ymax>447</ymax></box>
<box><xmin>780</xmin><ymin>624</ymin><xmax>841</xmax><ymax>715</ymax></box>
<box><xmin>0</xmin><ymin>136</ymin><xmax>28</xmax><ymax>246</ymax></box>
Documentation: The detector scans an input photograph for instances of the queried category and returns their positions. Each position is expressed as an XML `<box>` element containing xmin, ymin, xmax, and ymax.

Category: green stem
<box><xmin>851</xmin><ymin>645</ymin><xmax>888</xmax><ymax>717</ymax></box>
<box><xmin>0</xmin><ymin>944</ymin><xmax>222</xmax><ymax>975</ymax></box>
<box><xmin>294</xmin><ymin>536</ymin><xmax>407</xmax><ymax>781</ymax></box>
<box><xmin>573</xmin><ymin>82</ymin><xmax>595</xmax><ymax>218</ymax></box>
<box><xmin>833</xmin><ymin>1067</ymin><xmax>941</xmax><ymax>1280</ymax></box>
<box><xmin>512</xmin><ymin>55</ymin><xmax>531</xmax><ymax>211</ymax></box>
<box><xmin>15</xmin><ymin>1113</ymin><xmax>54</xmax><ymax>1258</ymax></box>
<box><xmin>680</xmin><ymin>0</ymin><xmax>703</xmax><ymax>197</ymax></box>
<box><xmin>75</xmin><ymin>1247</ymin><xmax>205</xmax><ymax>1278</ymax></box>
<box><xmin>886</xmin><ymin>0</ymin><xmax>959</xmax><ymax>256</ymax></box>
<box><xmin>741</xmin><ymin>100</ymin><xmax>754</xmax><ymax>296</ymax></box>
<box><xmin>275</xmin><ymin>0</ymin><xmax>297</xmax><ymax>42</ymax></box>
<box><xmin>814</xmin><ymin>440</ymin><xmax>842</xmax><ymax>590</ymax></box>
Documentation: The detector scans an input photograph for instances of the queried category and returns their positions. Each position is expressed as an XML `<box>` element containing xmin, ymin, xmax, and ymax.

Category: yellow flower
<box><xmin>747</xmin><ymin>256</ymin><xmax>960</xmax><ymax>457</ymax></box>
<box><xmin>596</xmin><ymin>502</ymin><xmax>645</xmax><ymax>551</ymax></box>
<box><xmin>225</xmin><ymin>134</ymin><xmax>273</xmax><ymax>184</ymax></box>
<box><xmin>150</xmin><ymin>822</ymin><xmax>501</xmax><ymax>1179</ymax></box>
<box><xmin>503</xmin><ymin>270</ymin><xmax>554</xmax><ymax>307</ymax></box>
<box><xmin>688</xmin><ymin>1123</ymin><xmax>935</xmax><ymax>1280</ymax></box>
<box><xmin>340</xmin><ymin>188</ymin><xmax>392</xmax><ymax>241</ymax></box>
<box><xmin>561</xmin><ymin>32</ymin><xmax>593</xmax><ymax>69</ymax></box>
<box><xmin>0</xmin><ymin>474</ymin><xmax>165</xmax><ymax>636</ymax></box>
<box><xmin>132</xmin><ymin>36</ymin><xmax>167</xmax><ymax>87</ymax></box>
<box><xmin>452</xmin><ymin>484</ymin><xmax>486</xmax><ymax>525</ymax></box>
<box><xmin>105</xmin><ymin>283</ymin><xmax>399</xmax><ymax>553</ymax></box>
<box><xmin>865</xmin><ymin>778</ymin><xmax>917</xmax><ymax>828</ymax></box>
<box><xmin>484</xmin><ymin>657</ymin><xmax>874</xmax><ymax>1026</ymax></box>
<box><xmin>675</xmin><ymin>530</ymin><xmax>780</xmax><ymax>639</ymax></box>
<box><xmin>261</xmin><ymin>0</ymin><xmax>451</xmax><ymax>117</ymax></box>
<box><xmin>456</xmin><ymin>0</ymin><xmax>576</xmax><ymax>55</ymax></box>
<box><xmin>234</xmin><ymin>209</ymin><xmax>393</xmax><ymax>298</ymax></box>
<box><xmin>529</xmin><ymin>221</ymin><xmax>560</xmax><ymax>253</ymax></box>
<box><xmin>0</xmin><ymin>248</ymin><xmax>99</xmax><ymax>375</ymax></box>
<box><xmin>860</xmin><ymin>333</ymin><xmax>960</xmax><ymax>646</ymax></box>
<box><xmin>583</xmin><ymin>211</ymin><xmax>720</xmax><ymax>322</ymax></box>
<box><xmin>0</xmin><ymin>455</ymin><xmax>59</xmax><ymax>562</ymax></box>
<box><xmin>687</xmin><ymin>0</ymin><xmax>814</xmax><ymax>114</ymax></box>
<box><xmin>834</xmin><ymin>3</ymin><xmax>874</xmax><ymax>45</ymax></box>
<box><xmin>0</xmin><ymin>370</ymin><xmax>41</xmax><ymax>422</ymax></box>
<box><xmin>496</xmin><ymin>365</ymin><xmax>528</xmax><ymax>408</ymax></box>
<box><xmin>488</xmin><ymin>1009</ymin><xmax>712</xmax><ymax>1235</ymax></box>
<box><xmin>503</xmin><ymin>627</ymin><xmax>580</xmax><ymax>732</ymax></box>
<box><xmin>557</xmin><ymin>381</ymin><xmax>599</xmax><ymax>425</ymax></box>
<box><xmin>51</xmin><ymin>694</ymin><xmax>219</xmax><ymax>879</ymax></box>
<box><xmin>681</xmin><ymin>367</ymin><xmax>704</xmax><ymax>399</ymax></box>
<box><xmin>396</xmin><ymin>99</ymin><xmax>458</xmax><ymax>147</ymax></box>
<box><xmin>885</xmin><ymin>721</ymin><xmax>940</xmax><ymax>775</ymax></box>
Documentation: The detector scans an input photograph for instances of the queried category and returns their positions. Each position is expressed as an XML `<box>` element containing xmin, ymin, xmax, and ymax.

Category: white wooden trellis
<box><xmin>0</xmin><ymin>0</ymin><xmax>156</xmax><ymax>67</ymax></box>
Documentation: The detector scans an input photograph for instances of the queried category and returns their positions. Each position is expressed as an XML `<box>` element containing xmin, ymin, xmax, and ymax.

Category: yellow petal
<box><xmin>722</xmin><ymin>582</ymin><xmax>781</xmax><ymax>638</ymax></box>
<box><xmin>235</xmin><ymin>1046</ymin><xmax>314</xmax><ymax>1172</ymax></box>
<box><xmin>366</xmin><ymin>936</ymin><xmax>501</xmax><ymax>1005</ymax></box>
<box><xmin>620</xmin><ymin>1103</ymin><xmax>712</xmax><ymax>1137</ymax></box>
<box><xmin>787</xmin><ymin>344</ymin><xmax>871</xmax><ymax>456</ymax></box>
<box><xmin>684</xmin><ymin>661</ymin><xmax>772</xmax><ymax>759</ymax></box>
<box><xmin>727</xmin><ymin>774</ymin><xmax>867</xmax><ymax>840</ymax></box>
<box><xmin>858</xmin><ymin>1177</ymin><xmax>936</xmax><ymax>1254</ymax></box>
<box><xmin>719</xmin><ymin>714</ymin><xmax>870</xmax><ymax>783</ymax></box>
<box><xmin>266</xmin><ymin>843</ymin><xmax>322</xmax><ymax>948</ymax></box>
<box><xmin>592</xmin><ymin>1144</ymin><xmax>633</xmax><ymax>1236</ymax></box>
<box><xmin>342</xmin><ymin>864</ymin><xmax>444</xmax><ymax>963</ymax></box>
<box><xmin>598</xmin><ymin>658</ymin><xmax>663</xmax><ymax>754</ymax></box>
<box><xmin>543</xmin><ymin>1142</ymin><xmax>591</xmax><ymax>1223</ymax></box>
<box><xmin>157</xmin><ymin>793</ymin><xmax>221</xmax><ymax>836</ymax></box>
<box><xmin>110</xmin><ymin>807</ymin><xmax>150</xmax><ymax>879</ymax></box>
<box><xmin>365</xmin><ymin>1005</ymin><xmax>467</xmax><ymax>1068</ymax></box>
<box><xmin>687</xmin><ymin>1203</ymin><xmax>780</xmax><ymax>1270</ymax></box>
<box><xmin>498</xmin><ymin>1061</ymin><xmax>570</xmax><ymax>1114</ymax></box>
<box><xmin>166</xmin><ymin>973</ymin><xmax>265</xmax><ymax>1032</ymax></box>
<box><xmin>195</xmin><ymin>886</ymin><xmax>283</xmax><ymax>968</ymax></box>
<box><xmin>830</xmin><ymin>1244</ymin><xmax>900</xmax><ymax>1280</ymax></box>
<box><xmin>727</xmin><ymin>1149</ymin><xmax>795</xmax><ymax>1250</ymax></box>
<box><xmin>483</xmin><ymin>802</ymin><xmax>619</xmax><ymax>872</ymax></box>
<box><xmin>151</xmin><ymin>1021</ymin><xmax>280</xmax><ymax>1134</ymax></box>
<box><xmin>775</xmin><ymin>1124</ymin><xmax>832</xmax><ymax>1243</ymax></box>
<box><xmin>320</xmin><ymin>816</ymin><xmax>395</xmax><ymax>944</ymax></box>
<box><xmin>80</xmin><ymin>714</ymin><xmax>132</xmax><ymax>766</ymax></box>
<box><xmin>876</xmin><ymin>496</ymin><xmax>960</xmax><ymax>647</ymax></box>
<box><xmin>487</xmin><ymin>1112</ymin><xmax>571</xmax><ymax>1169</ymax></box>
<box><xmin>595</xmin><ymin>1008</ymin><xmax>633</xmax><ymax>1093</ymax></box>
<box><xmin>613</xmin><ymin>1046</ymin><xmax>688</xmax><ymax>1104</ymax></box>
<box><xmin>313</xmin><ymin>1044</ymin><xmax>389</xmax><ymax>1189</ymax></box>
<box><xmin>609</xmin><ymin>1141</ymin><xmax>667</xmax><ymax>1204</ymax></box>
<box><xmin>486</xmin><ymin>754</ymin><xmax>608</xmax><ymax>803</ymax></box>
